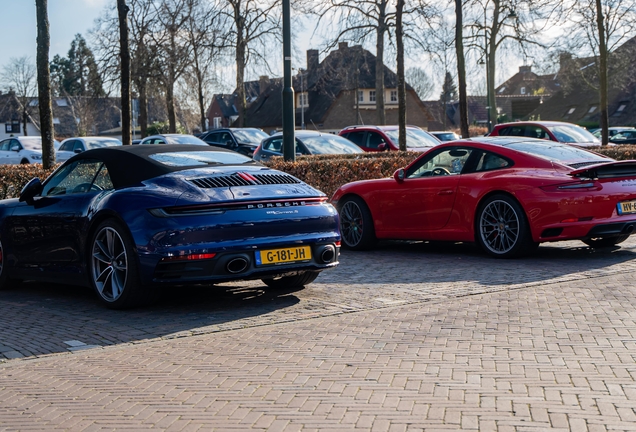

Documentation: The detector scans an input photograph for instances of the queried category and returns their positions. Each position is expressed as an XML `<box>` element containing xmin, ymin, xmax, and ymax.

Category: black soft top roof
<box><xmin>68</xmin><ymin>144</ymin><xmax>253</xmax><ymax>189</ymax></box>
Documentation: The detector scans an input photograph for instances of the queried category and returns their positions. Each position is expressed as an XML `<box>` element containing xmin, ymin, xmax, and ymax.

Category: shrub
<box><xmin>0</xmin><ymin>164</ymin><xmax>58</xmax><ymax>200</ymax></box>
<box><xmin>264</xmin><ymin>152</ymin><xmax>420</xmax><ymax>198</ymax></box>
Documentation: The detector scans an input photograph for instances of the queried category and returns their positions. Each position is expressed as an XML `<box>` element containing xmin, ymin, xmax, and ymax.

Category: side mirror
<box><xmin>74</xmin><ymin>149</ymin><xmax>83</xmax><ymax>154</ymax></box>
<box><xmin>378</xmin><ymin>143</ymin><xmax>387</xmax><ymax>151</ymax></box>
<box><xmin>393</xmin><ymin>168</ymin><xmax>405</xmax><ymax>182</ymax></box>
<box><xmin>19</xmin><ymin>178</ymin><xmax>43</xmax><ymax>205</ymax></box>
<box><xmin>10</xmin><ymin>145</ymin><xmax>20</xmax><ymax>152</ymax></box>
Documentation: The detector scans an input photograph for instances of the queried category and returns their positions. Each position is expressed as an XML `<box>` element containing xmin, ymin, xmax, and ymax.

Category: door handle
<box><xmin>438</xmin><ymin>189</ymin><xmax>454</xmax><ymax>196</ymax></box>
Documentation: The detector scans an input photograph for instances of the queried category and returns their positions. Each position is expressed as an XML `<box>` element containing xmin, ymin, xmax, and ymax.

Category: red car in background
<box><xmin>332</xmin><ymin>137</ymin><xmax>636</xmax><ymax>258</ymax></box>
<box><xmin>488</xmin><ymin>121</ymin><xmax>601</xmax><ymax>147</ymax></box>
<box><xmin>339</xmin><ymin>125</ymin><xmax>440</xmax><ymax>152</ymax></box>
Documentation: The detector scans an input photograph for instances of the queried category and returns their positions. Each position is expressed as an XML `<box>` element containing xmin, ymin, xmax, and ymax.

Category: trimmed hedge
<box><xmin>0</xmin><ymin>164</ymin><xmax>57</xmax><ymax>200</ymax></box>
<box><xmin>0</xmin><ymin>144</ymin><xmax>634</xmax><ymax>202</ymax></box>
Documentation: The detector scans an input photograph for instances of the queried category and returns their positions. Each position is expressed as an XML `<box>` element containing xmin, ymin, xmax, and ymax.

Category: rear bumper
<box><xmin>537</xmin><ymin>218</ymin><xmax>636</xmax><ymax>242</ymax></box>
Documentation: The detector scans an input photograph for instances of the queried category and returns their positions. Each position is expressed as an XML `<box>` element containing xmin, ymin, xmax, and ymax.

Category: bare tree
<box><xmin>35</xmin><ymin>0</ymin><xmax>55</xmax><ymax>169</ymax></box>
<box><xmin>464</xmin><ymin>0</ymin><xmax>558</xmax><ymax>131</ymax></box>
<box><xmin>456</xmin><ymin>0</ymin><xmax>469</xmax><ymax>138</ymax></box>
<box><xmin>396</xmin><ymin>0</ymin><xmax>406</xmax><ymax>150</ymax></box>
<box><xmin>404</xmin><ymin>67</ymin><xmax>434</xmax><ymax>101</ymax></box>
<box><xmin>118</xmin><ymin>0</ymin><xmax>132</xmax><ymax>145</ymax></box>
<box><xmin>562</xmin><ymin>0</ymin><xmax>636</xmax><ymax>145</ymax></box>
<box><xmin>219</xmin><ymin>0</ymin><xmax>281</xmax><ymax>127</ymax></box>
<box><xmin>1</xmin><ymin>57</ymin><xmax>37</xmax><ymax>136</ymax></box>
<box><xmin>183</xmin><ymin>2</ymin><xmax>225</xmax><ymax>132</ymax></box>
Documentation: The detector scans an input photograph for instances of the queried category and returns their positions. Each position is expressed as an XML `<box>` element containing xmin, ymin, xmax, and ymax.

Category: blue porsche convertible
<box><xmin>0</xmin><ymin>145</ymin><xmax>340</xmax><ymax>309</ymax></box>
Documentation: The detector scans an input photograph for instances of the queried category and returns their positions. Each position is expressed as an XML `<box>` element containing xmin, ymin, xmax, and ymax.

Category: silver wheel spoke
<box><xmin>91</xmin><ymin>226</ymin><xmax>128</xmax><ymax>302</ymax></box>
<box><xmin>480</xmin><ymin>200</ymin><xmax>520</xmax><ymax>254</ymax></box>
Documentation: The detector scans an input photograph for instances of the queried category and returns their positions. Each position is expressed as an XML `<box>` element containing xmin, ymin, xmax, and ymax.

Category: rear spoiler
<box><xmin>569</xmin><ymin>160</ymin><xmax>636</xmax><ymax>179</ymax></box>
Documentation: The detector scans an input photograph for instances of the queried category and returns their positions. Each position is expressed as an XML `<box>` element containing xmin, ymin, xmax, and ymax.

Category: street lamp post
<box><xmin>300</xmin><ymin>68</ymin><xmax>305</xmax><ymax>130</ymax></box>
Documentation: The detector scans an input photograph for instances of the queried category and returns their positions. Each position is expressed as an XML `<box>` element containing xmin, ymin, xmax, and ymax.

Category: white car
<box><xmin>56</xmin><ymin>137</ymin><xmax>122</xmax><ymax>163</ymax></box>
<box><xmin>0</xmin><ymin>136</ymin><xmax>60</xmax><ymax>164</ymax></box>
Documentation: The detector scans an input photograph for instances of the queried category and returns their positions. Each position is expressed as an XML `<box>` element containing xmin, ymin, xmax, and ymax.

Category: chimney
<box><xmin>338</xmin><ymin>41</ymin><xmax>348</xmax><ymax>50</ymax></box>
<box><xmin>306</xmin><ymin>49</ymin><xmax>319</xmax><ymax>73</ymax></box>
<box><xmin>519</xmin><ymin>65</ymin><xmax>531</xmax><ymax>73</ymax></box>
<box><xmin>258</xmin><ymin>75</ymin><xmax>270</xmax><ymax>95</ymax></box>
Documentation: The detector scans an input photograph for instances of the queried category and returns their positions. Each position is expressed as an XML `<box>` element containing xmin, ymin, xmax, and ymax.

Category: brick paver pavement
<box><xmin>1</xmin><ymin>239</ymin><xmax>636</xmax><ymax>430</ymax></box>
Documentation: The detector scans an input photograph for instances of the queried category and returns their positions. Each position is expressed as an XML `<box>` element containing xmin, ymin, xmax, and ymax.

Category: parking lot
<box><xmin>1</xmin><ymin>238</ymin><xmax>636</xmax><ymax>430</ymax></box>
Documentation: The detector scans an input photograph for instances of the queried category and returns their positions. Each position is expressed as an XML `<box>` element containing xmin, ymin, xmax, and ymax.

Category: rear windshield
<box><xmin>149</xmin><ymin>151</ymin><xmax>253</xmax><ymax>166</ymax></box>
<box><xmin>384</xmin><ymin>129</ymin><xmax>440</xmax><ymax>148</ymax></box>
<box><xmin>504</xmin><ymin>142</ymin><xmax>610</xmax><ymax>163</ymax></box>
<box><xmin>301</xmin><ymin>135</ymin><xmax>363</xmax><ymax>154</ymax></box>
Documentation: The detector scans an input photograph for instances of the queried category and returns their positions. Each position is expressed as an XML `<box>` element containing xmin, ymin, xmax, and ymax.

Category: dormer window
<box><xmin>588</xmin><ymin>106</ymin><xmax>597</xmax><ymax>113</ymax></box>
<box><xmin>520</xmin><ymin>87</ymin><xmax>526</xmax><ymax>95</ymax></box>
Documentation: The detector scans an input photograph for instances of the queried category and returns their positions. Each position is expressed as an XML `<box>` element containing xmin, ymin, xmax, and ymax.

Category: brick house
<box><xmin>233</xmin><ymin>42</ymin><xmax>432</xmax><ymax>132</ymax></box>
<box><xmin>526</xmin><ymin>37</ymin><xmax>636</xmax><ymax>127</ymax></box>
<box><xmin>206</xmin><ymin>80</ymin><xmax>267</xmax><ymax>129</ymax></box>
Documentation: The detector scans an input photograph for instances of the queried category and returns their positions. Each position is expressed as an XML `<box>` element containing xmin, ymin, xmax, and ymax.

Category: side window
<box><xmin>475</xmin><ymin>151</ymin><xmax>511</xmax><ymax>172</ymax></box>
<box><xmin>41</xmin><ymin>160</ymin><xmax>105</xmax><ymax>196</ymax></box>
<box><xmin>525</xmin><ymin>127</ymin><xmax>547</xmax><ymax>139</ymax></box>
<box><xmin>366</xmin><ymin>132</ymin><xmax>387</xmax><ymax>150</ymax></box>
<box><xmin>263</xmin><ymin>138</ymin><xmax>283</xmax><ymax>152</ymax></box>
<box><xmin>59</xmin><ymin>141</ymin><xmax>73</xmax><ymax>151</ymax></box>
<box><xmin>73</xmin><ymin>141</ymin><xmax>85</xmax><ymax>152</ymax></box>
<box><xmin>10</xmin><ymin>139</ymin><xmax>22</xmax><ymax>150</ymax></box>
<box><xmin>343</xmin><ymin>131</ymin><xmax>366</xmax><ymax>147</ymax></box>
<box><xmin>0</xmin><ymin>140</ymin><xmax>10</xmax><ymax>151</ymax></box>
<box><xmin>220</xmin><ymin>132</ymin><xmax>233</xmax><ymax>144</ymax></box>
<box><xmin>497</xmin><ymin>127</ymin><xmax>510</xmax><ymax>136</ymax></box>
<box><xmin>407</xmin><ymin>147</ymin><xmax>473</xmax><ymax>178</ymax></box>
<box><xmin>93</xmin><ymin>165</ymin><xmax>114</xmax><ymax>190</ymax></box>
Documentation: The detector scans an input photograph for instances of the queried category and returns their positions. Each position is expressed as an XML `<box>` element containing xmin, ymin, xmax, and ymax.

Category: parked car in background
<box><xmin>139</xmin><ymin>134</ymin><xmax>209</xmax><ymax>146</ymax></box>
<box><xmin>56</xmin><ymin>137</ymin><xmax>122</xmax><ymax>163</ymax></box>
<box><xmin>590</xmin><ymin>127</ymin><xmax>635</xmax><ymax>138</ymax></box>
<box><xmin>331</xmin><ymin>136</ymin><xmax>636</xmax><ymax>258</ymax></box>
<box><xmin>2</xmin><ymin>145</ymin><xmax>340</xmax><ymax>309</ymax></box>
<box><xmin>0</xmin><ymin>136</ymin><xmax>60</xmax><ymax>164</ymax></box>
<box><xmin>430</xmin><ymin>131</ymin><xmax>461</xmax><ymax>142</ymax></box>
<box><xmin>488</xmin><ymin>121</ymin><xmax>601</xmax><ymax>147</ymax></box>
<box><xmin>609</xmin><ymin>129</ymin><xmax>636</xmax><ymax>144</ymax></box>
<box><xmin>197</xmin><ymin>128</ymin><xmax>269</xmax><ymax>157</ymax></box>
<box><xmin>253</xmin><ymin>130</ymin><xmax>364</xmax><ymax>162</ymax></box>
<box><xmin>339</xmin><ymin>125</ymin><xmax>440</xmax><ymax>152</ymax></box>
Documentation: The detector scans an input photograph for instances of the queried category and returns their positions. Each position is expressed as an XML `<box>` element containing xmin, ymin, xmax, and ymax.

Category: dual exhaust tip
<box><xmin>224</xmin><ymin>245</ymin><xmax>337</xmax><ymax>274</ymax></box>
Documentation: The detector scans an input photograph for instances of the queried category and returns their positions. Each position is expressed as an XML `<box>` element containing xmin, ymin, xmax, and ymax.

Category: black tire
<box><xmin>20</xmin><ymin>159</ymin><xmax>29</xmax><ymax>165</ymax></box>
<box><xmin>338</xmin><ymin>196</ymin><xmax>377</xmax><ymax>250</ymax></box>
<box><xmin>262</xmin><ymin>270</ymin><xmax>320</xmax><ymax>290</ymax></box>
<box><xmin>583</xmin><ymin>234</ymin><xmax>630</xmax><ymax>248</ymax></box>
<box><xmin>475</xmin><ymin>194</ymin><xmax>536</xmax><ymax>258</ymax></box>
<box><xmin>88</xmin><ymin>219</ymin><xmax>145</xmax><ymax>309</ymax></box>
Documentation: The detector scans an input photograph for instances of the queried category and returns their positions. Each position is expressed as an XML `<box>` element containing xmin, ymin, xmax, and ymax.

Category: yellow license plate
<box><xmin>618</xmin><ymin>200</ymin><xmax>636</xmax><ymax>215</ymax></box>
<box><xmin>256</xmin><ymin>246</ymin><xmax>312</xmax><ymax>265</ymax></box>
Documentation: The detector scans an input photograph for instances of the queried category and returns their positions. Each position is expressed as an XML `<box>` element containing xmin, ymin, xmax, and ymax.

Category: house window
<box><xmin>567</xmin><ymin>107</ymin><xmax>576</xmax><ymax>115</ymax></box>
<box><xmin>53</xmin><ymin>118</ymin><xmax>61</xmax><ymax>125</ymax></box>
<box><xmin>390</xmin><ymin>90</ymin><xmax>397</xmax><ymax>102</ymax></box>
<box><xmin>612</xmin><ymin>103</ymin><xmax>628</xmax><ymax>117</ymax></box>
<box><xmin>297</xmin><ymin>92</ymin><xmax>308</xmax><ymax>108</ymax></box>
<box><xmin>29</xmin><ymin>99</ymin><xmax>38</xmax><ymax>106</ymax></box>
<box><xmin>520</xmin><ymin>87</ymin><xmax>526</xmax><ymax>95</ymax></box>
<box><xmin>357</xmin><ymin>90</ymin><xmax>364</xmax><ymax>103</ymax></box>
<box><xmin>498</xmin><ymin>86</ymin><xmax>506</xmax><ymax>93</ymax></box>
<box><xmin>588</xmin><ymin>106</ymin><xmax>597</xmax><ymax>113</ymax></box>
<box><xmin>213</xmin><ymin>117</ymin><xmax>221</xmax><ymax>128</ymax></box>
<box><xmin>55</xmin><ymin>99</ymin><xmax>68</xmax><ymax>107</ymax></box>
<box><xmin>5</xmin><ymin>121</ymin><xmax>20</xmax><ymax>133</ymax></box>
<box><xmin>369</xmin><ymin>90</ymin><xmax>376</xmax><ymax>102</ymax></box>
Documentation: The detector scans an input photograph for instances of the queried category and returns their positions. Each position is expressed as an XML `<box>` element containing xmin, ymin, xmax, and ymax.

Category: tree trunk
<box><xmin>486</xmin><ymin>5</ymin><xmax>500</xmax><ymax>132</ymax></box>
<box><xmin>166</xmin><ymin>79</ymin><xmax>176</xmax><ymax>133</ymax></box>
<box><xmin>596</xmin><ymin>0</ymin><xmax>609</xmax><ymax>146</ymax></box>
<box><xmin>235</xmin><ymin>39</ymin><xmax>247</xmax><ymax>127</ymax></box>
<box><xmin>35</xmin><ymin>0</ymin><xmax>55</xmax><ymax>169</ymax></box>
<box><xmin>396</xmin><ymin>0</ymin><xmax>406</xmax><ymax>151</ymax></box>
<box><xmin>117</xmin><ymin>0</ymin><xmax>132</xmax><ymax>145</ymax></box>
<box><xmin>375</xmin><ymin>11</ymin><xmax>386</xmax><ymax>125</ymax></box>
<box><xmin>138</xmin><ymin>79</ymin><xmax>148</xmax><ymax>138</ymax></box>
<box><xmin>22</xmin><ymin>109</ymin><xmax>28</xmax><ymax>136</ymax></box>
<box><xmin>455</xmin><ymin>0</ymin><xmax>469</xmax><ymax>138</ymax></box>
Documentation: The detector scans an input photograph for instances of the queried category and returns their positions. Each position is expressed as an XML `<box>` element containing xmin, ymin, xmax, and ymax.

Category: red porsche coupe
<box><xmin>331</xmin><ymin>137</ymin><xmax>636</xmax><ymax>258</ymax></box>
